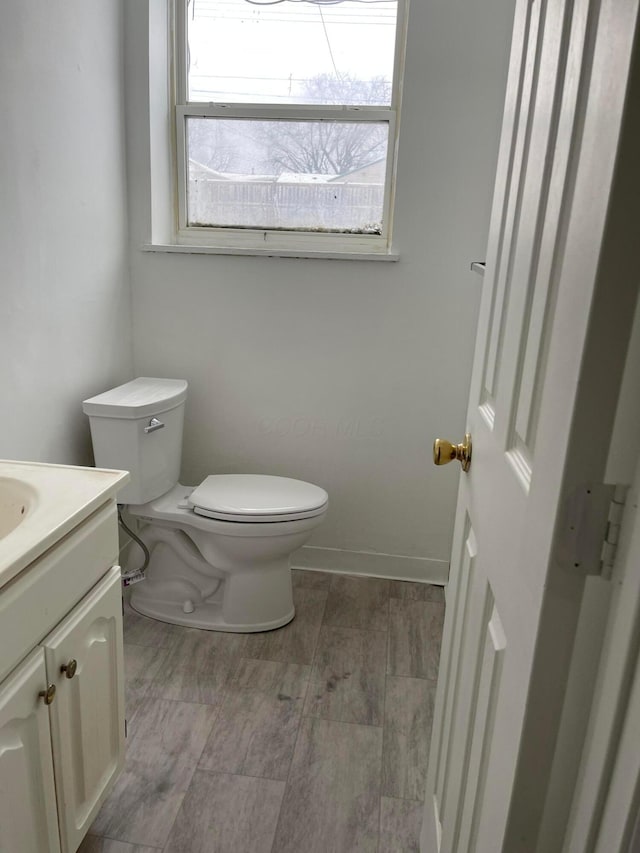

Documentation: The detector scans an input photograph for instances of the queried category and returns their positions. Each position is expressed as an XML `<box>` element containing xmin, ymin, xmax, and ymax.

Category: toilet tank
<box><xmin>82</xmin><ymin>378</ymin><xmax>188</xmax><ymax>505</ymax></box>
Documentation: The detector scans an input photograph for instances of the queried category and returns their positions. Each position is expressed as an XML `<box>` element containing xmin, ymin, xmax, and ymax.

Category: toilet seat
<box><xmin>189</xmin><ymin>474</ymin><xmax>328</xmax><ymax>523</ymax></box>
<box><xmin>129</xmin><ymin>484</ymin><xmax>326</xmax><ymax>539</ymax></box>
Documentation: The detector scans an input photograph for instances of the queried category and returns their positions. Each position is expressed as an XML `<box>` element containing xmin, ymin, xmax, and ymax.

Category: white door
<box><xmin>422</xmin><ymin>0</ymin><xmax>640</xmax><ymax>850</ymax></box>
<box><xmin>0</xmin><ymin>649</ymin><xmax>61</xmax><ymax>853</ymax></box>
<box><xmin>44</xmin><ymin>566</ymin><xmax>125</xmax><ymax>853</ymax></box>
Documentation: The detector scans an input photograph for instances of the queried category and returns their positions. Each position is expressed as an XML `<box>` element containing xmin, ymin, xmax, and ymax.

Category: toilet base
<box><xmin>124</xmin><ymin>515</ymin><xmax>306</xmax><ymax>632</ymax></box>
<box><xmin>128</xmin><ymin>532</ymin><xmax>297</xmax><ymax>632</ymax></box>
<box><xmin>129</xmin><ymin>594</ymin><xmax>295</xmax><ymax>633</ymax></box>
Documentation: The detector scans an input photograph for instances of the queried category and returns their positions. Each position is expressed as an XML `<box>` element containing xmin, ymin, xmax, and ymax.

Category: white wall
<box><xmin>0</xmin><ymin>0</ymin><xmax>132</xmax><ymax>465</ymax></box>
<box><xmin>125</xmin><ymin>0</ymin><xmax>514</xmax><ymax>579</ymax></box>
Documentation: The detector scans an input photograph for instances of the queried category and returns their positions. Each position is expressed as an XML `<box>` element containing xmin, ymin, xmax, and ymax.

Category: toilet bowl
<box><xmin>82</xmin><ymin>378</ymin><xmax>328</xmax><ymax>632</ymax></box>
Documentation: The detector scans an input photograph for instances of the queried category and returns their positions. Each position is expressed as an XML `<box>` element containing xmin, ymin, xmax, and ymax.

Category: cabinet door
<box><xmin>44</xmin><ymin>566</ymin><xmax>125</xmax><ymax>853</ymax></box>
<box><xmin>0</xmin><ymin>648</ymin><xmax>61</xmax><ymax>853</ymax></box>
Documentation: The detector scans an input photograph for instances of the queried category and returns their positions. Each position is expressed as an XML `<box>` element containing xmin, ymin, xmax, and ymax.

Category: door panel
<box><xmin>431</xmin><ymin>518</ymin><xmax>473</xmax><ymax>802</ymax></box>
<box><xmin>44</xmin><ymin>566</ymin><xmax>125</xmax><ymax>853</ymax></box>
<box><xmin>422</xmin><ymin>0</ymin><xmax>640</xmax><ymax>849</ymax></box>
<box><xmin>456</xmin><ymin>604</ymin><xmax>506</xmax><ymax>853</ymax></box>
<box><xmin>481</xmin><ymin>0</ymin><xmax>542</xmax><ymax>414</ymax></box>
<box><xmin>439</xmin><ymin>572</ymin><xmax>495</xmax><ymax>852</ymax></box>
<box><xmin>0</xmin><ymin>649</ymin><xmax>61</xmax><ymax>853</ymax></box>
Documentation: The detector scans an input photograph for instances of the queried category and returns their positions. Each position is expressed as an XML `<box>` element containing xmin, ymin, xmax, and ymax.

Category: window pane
<box><xmin>186</xmin><ymin>0</ymin><xmax>398</xmax><ymax>105</ymax></box>
<box><xmin>186</xmin><ymin>117</ymin><xmax>388</xmax><ymax>232</ymax></box>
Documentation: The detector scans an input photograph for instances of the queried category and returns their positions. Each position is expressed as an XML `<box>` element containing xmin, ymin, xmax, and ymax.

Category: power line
<box><xmin>243</xmin><ymin>0</ymin><xmax>396</xmax><ymax>5</ymax></box>
<box><xmin>188</xmin><ymin>88</ymin><xmax>391</xmax><ymax>102</ymax></box>
<box><xmin>189</xmin><ymin>87</ymin><xmax>389</xmax><ymax>101</ymax></box>
<box><xmin>191</xmin><ymin>73</ymin><xmax>391</xmax><ymax>81</ymax></box>
<box><xmin>189</xmin><ymin>89</ymin><xmax>330</xmax><ymax>99</ymax></box>
<box><xmin>191</xmin><ymin>12</ymin><xmax>396</xmax><ymax>22</ymax></box>
<box><xmin>193</xmin><ymin>4</ymin><xmax>397</xmax><ymax>14</ymax></box>
<box><xmin>192</xmin><ymin>17</ymin><xmax>396</xmax><ymax>25</ymax></box>
<box><xmin>196</xmin><ymin>0</ymin><xmax>396</xmax><ymax>4</ymax></box>
<box><xmin>197</xmin><ymin>3</ymin><xmax>395</xmax><ymax>11</ymax></box>
<box><xmin>318</xmin><ymin>3</ymin><xmax>341</xmax><ymax>80</ymax></box>
<box><xmin>193</xmin><ymin>1</ymin><xmax>397</xmax><ymax>17</ymax></box>
<box><xmin>191</xmin><ymin>72</ymin><xmax>391</xmax><ymax>81</ymax></box>
<box><xmin>195</xmin><ymin>0</ymin><xmax>397</xmax><ymax>13</ymax></box>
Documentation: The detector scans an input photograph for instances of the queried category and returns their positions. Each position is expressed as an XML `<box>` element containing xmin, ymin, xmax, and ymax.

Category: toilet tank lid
<box><xmin>82</xmin><ymin>378</ymin><xmax>188</xmax><ymax>419</ymax></box>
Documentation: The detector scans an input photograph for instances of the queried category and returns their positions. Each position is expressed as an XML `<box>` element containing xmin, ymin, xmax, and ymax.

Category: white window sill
<box><xmin>142</xmin><ymin>243</ymin><xmax>400</xmax><ymax>262</ymax></box>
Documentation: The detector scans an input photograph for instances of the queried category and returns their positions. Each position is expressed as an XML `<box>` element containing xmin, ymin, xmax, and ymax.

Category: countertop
<box><xmin>0</xmin><ymin>460</ymin><xmax>129</xmax><ymax>590</ymax></box>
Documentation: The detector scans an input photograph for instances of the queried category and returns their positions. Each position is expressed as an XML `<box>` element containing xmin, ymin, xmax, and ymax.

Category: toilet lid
<box><xmin>188</xmin><ymin>474</ymin><xmax>328</xmax><ymax>522</ymax></box>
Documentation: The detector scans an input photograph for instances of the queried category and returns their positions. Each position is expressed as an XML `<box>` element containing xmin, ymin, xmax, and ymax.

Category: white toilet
<box><xmin>83</xmin><ymin>377</ymin><xmax>328</xmax><ymax>632</ymax></box>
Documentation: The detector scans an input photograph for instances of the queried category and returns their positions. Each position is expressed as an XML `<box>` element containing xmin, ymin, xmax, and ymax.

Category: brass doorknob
<box><xmin>61</xmin><ymin>659</ymin><xmax>77</xmax><ymax>679</ymax></box>
<box><xmin>433</xmin><ymin>434</ymin><xmax>472</xmax><ymax>472</ymax></box>
<box><xmin>39</xmin><ymin>684</ymin><xmax>56</xmax><ymax>705</ymax></box>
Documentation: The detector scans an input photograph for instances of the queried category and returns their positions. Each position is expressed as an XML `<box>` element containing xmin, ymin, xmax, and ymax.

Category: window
<box><xmin>173</xmin><ymin>0</ymin><xmax>406</xmax><ymax>256</ymax></box>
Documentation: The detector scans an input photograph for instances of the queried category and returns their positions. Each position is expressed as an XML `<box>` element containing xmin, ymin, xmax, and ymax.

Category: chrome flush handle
<box><xmin>144</xmin><ymin>417</ymin><xmax>165</xmax><ymax>434</ymax></box>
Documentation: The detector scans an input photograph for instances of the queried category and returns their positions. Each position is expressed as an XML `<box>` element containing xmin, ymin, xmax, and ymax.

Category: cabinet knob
<box><xmin>61</xmin><ymin>659</ymin><xmax>78</xmax><ymax>679</ymax></box>
<box><xmin>39</xmin><ymin>684</ymin><xmax>56</xmax><ymax>705</ymax></box>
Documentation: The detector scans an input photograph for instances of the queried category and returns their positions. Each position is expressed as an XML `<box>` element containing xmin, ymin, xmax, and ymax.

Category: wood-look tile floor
<box><xmin>80</xmin><ymin>572</ymin><xmax>445</xmax><ymax>853</ymax></box>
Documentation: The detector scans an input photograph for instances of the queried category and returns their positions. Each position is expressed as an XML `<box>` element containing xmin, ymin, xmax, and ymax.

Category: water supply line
<box><xmin>137</xmin><ymin>524</ymin><xmax>223</xmax><ymax>600</ymax></box>
<box><xmin>117</xmin><ymin>506</ymin><xmax>150</xmax><ymax>586</ymax></box>
<box><xmin>118</xmin><ymin>507</ymin><xmax>222</xmax><ymax>600</ymax></box>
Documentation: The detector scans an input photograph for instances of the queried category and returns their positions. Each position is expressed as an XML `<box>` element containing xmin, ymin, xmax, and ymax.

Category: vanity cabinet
<box><xmin>0</xmin><ymin>468</ymin><xmax>128</xmax><ymax>853</ymax></box>
<box><xmin>0</xmin><ymin>648</ymin><xmax>61</xmax><ymax>853</ymax></box>
<box><xmin>44</xmin><ymin>566</ymin><xmax>125</xmax><ymax>853</ymax></box>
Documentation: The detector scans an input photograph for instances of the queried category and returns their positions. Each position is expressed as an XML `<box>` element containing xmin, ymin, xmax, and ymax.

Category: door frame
<box><xmin>563</xmin><ymin>443</ymin><xmax>640</xmax><ymax>852</ymax></box>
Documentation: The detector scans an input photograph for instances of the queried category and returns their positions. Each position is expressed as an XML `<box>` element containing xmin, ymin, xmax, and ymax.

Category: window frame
<box><xmin>171</xmin><ymin>0</ymin><xmax>408</xmax><ymax>257</ymax></box>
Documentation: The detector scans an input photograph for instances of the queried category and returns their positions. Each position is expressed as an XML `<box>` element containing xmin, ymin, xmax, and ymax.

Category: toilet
<box><xmin>82</xmin><ymin>378</ymin><xmax>328</xmax><ymax>632</ymax></box>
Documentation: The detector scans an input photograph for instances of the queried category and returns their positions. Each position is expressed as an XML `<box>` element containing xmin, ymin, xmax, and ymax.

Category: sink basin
<box><xmin>0</xmin><ymin>460</ymin><xmax>129</xmax><ymax>589</ymax></box>
<box><xmin>0</xmin><ymin>477</ymin><xmax>36</xmax><ymax>539</ymax></box>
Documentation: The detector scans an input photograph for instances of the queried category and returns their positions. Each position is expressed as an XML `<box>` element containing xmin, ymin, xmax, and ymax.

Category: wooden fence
<box><xmin>188</xmin><ymin>178</ymin><xmax>384</xmax><ymax>232</ymax></box>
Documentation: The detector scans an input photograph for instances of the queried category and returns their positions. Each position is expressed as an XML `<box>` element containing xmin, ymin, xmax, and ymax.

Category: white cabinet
<box><xmin>0</xmin><ymin>649</ymin><xmax>61</xmax><ymax>853</ymax></box>
<box><xmin>0</xmin><ymin>491</ymin><xmax>126</xmax><ymax>853</ymax></box>
<box><xmin>44</xmin><ymin>567</ymin><xmax>125</xmax><ymax>853</ymax></box>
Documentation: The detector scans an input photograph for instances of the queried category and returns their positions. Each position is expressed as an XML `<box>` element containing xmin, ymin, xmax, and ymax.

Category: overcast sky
<box><xmin>188</xmin><ymin>0</ymin><xmax>398</xmax><ymax>103</ymax></box>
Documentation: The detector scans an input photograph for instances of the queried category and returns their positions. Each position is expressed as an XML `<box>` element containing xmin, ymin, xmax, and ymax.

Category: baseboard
<box><xmin>290</xmin><ymin>545</ymin><xmax>449</xmax><ymax>585</ymax></box>
<box><xmin>120</xmin><ymin>528</ymin><xmax>449</xmax><ymax>586</ymax></box>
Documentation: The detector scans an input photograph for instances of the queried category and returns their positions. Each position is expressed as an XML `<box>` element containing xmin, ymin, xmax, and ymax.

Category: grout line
<box><xmin>228</xmin><ymin>652</ymin><xmax>316</xmax><ymax>667</ymax></box>
<box><xmin>97</xmin><ymin>833</ymin><xmax>164</xmax><ymax>850</ymax></box>
<box><xmin>315</xmin><ymin>623</ymin><xmax>389</xmax><ymax>634</ymax></box>
<box><xmin>386</xmin><ymin>673</ymin><xmax>440</xmax><ymax>685</ymax></box>
<box><xmin>381</xmin><ymin>794</ymin><xmax>426</xmax><ymax>804</ymax></box>
<box><xmin>152</xmin><ymin>705</ymin><xmax>220</xmax><ymax>850</ymax></box>
<box><xmin>224</xmin><ymin>650</ymin><xmax>247</xmax><ymax>687</ymax></box>
<box><xmin>268</xmin><ymin>589</ymin><xmax>329</xmax><ymax>853</ymax></box>
<box><xmin>377</xmin><ymin>591</ymin><xmax>392</xmax><ymax>851</ymax></box>
<box><xmin>302</xmin><ymin>603</ymin><xmax>388</xmax><ymax>728</ymax></box>
<box><xmin>299</xmin><ymin>712</ymin><xmax>385</xmax><ymax>729</ymax></box>
<box><xmin>131</xmin><ymin>694</ymin><xmax>224</xmax><ymax>707</ymax></box>
<box><xmin>194</xmin><ymin>766</ymin><xmax>290</xmax><ymax>785</ymax></box>
<box><xmin>381</xmin><ymin>593</ymin><xmax>390</xmax><ymax>808</ymax></box>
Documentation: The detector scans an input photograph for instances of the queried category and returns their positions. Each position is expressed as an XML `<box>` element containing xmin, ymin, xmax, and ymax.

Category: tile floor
<box><xmin>79</xmin><ymin>571</ymin><xmax>445</xmax><ymax>853</ymax></box>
